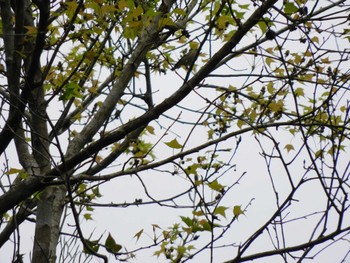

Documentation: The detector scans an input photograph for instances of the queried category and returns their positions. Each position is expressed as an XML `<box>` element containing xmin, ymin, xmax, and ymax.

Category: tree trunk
<box><xmin>32</xmin><ymin>185</ymin><xmax>66</xmax><ymax>263</ymax></box>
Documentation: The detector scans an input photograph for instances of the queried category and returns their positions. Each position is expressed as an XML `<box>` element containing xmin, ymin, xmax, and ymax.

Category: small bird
<box><xmin>172</xmin><ymin>49</ymin><xmax>198</xmax><ymax>70</ymax></box>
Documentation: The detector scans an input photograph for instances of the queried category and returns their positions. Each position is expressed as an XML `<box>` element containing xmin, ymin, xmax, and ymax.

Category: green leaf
<box><xmin>289</xmin><ymin>128</ymin><xmax>297</xmax><ymax>135</ymax></box>
<box><xmin>294</xmin><ymin>87</ymin><xmax>305</xmax><ymax>97</ymax></box>
<box><xmin>60</xmin><ymin>82</ymin><xmax>83</xmax><ymax>101</ymax></box>
<box><xmin>239</xmin><ymin>4</ymin><xmax>250</xmax><ymax>10</ymax></box>
<box><xmin>146</xmin><ymin>125</ymin><xmax>155</xmax><ymax>135</ymax></box>
<box><xmin>265</xmin><ymin>57</ymin><xmax>274</xmax><ymax>67</ymax></box>
<box><xmin>187</xmin><ymin>245</ymin><xmax>195</xmax><ymax>251</ymax></box>
<box><xmin>180</xmin><ymin>216</ymin><xmax>193</xmax><ymax>227</ymax></box>
<box><xmin>214</xmin><ymin>206</ymin><xmax>228</xmax><ymax>218</ymax></box>
<box><xmin>186</xmin><ymin>163</ymin><xmax>200</xmax><ymax>175</ymax></box>
<box><xmin>92</xmin><ymin>186</ymin><xmax>102</xmax><ymax>198</ymax></box>
<box><xmin>237</xmin><ymin>119</ymin><xmax>246</xmax><ymax>129</ymax></box>
<box><xmin>133</xmin><ymin>229</ymin><xmax>144</xmax><ymax>242</ymax></box>
<box><xmin>158</xmin><ymin>16</ymin><xmax>176</xmax><ymax>29</ymax></box>
<box><xmin>84</xmin><ymin>213</ymin><xmax>93</xmax><ymax>220</ymax></box>
<box><xmin>123</xmin><ymin>27</ymin><xmax>138</xmax><ymax>39</ymax></box>
<box><xmin>315</xmin><ymin>149</ymin><xmax>324</xmax><ymax>158</ymax></box>
<box><xmin>105</xmin><ymin>233</ymin><xmax>122</xmax><ymax>254</ymax></box>
<box><xmin>267</xmin><ymin>82</ymin><xmax>275</xmax><ymax>94</ymax></box>
<box><xmin>177</xmin><ymin>245</ymin><xmax>186</xmax><ymax>256</ymax></box>
<box><xmin>207</xmin><ymin>180</ymin><xmax>225</xmax><ymax>192</ymax></box>
<box><xmin>257</xmin><ymin>21</ymin><xmax>268</xmax><ymax>33</ymax></box>
<box><xmin>83</xmin><ymin>239</ymin><xmax>100</xmax><ymax>254</ymax></box>
<box><xmin>284</xmin><ymin>2</ymin><xmax>299</xmax><ymax>15</ymax></box>
<box><xmin>192</xmin><ymin>210</ymin><xmax>204</xmax><ymax>216</ymax></box>
<box><xmin>164</xmin><ymin>138</ymin><xmax>183</xmax><ymax>149</ymax></box>
<box><xmin>257</xmin><ymin>17</ymin><xmax>272</xmax><ymax>33</ymax></box>
<box><xmin>173</xmin><ymin>8</ymin><xmax>187</xmax><ymax>16</ymax></box>
<box><xmin>199</xmin><ymin>219</ymin><xmax>212</xmax><ymax>231</ymax></box>
<box><xmin>268</xmin><ymin>100</ymin><xmax>284</xmax><ymax>112</ymax></box>
<box><xmin>198</xmin><ymin>219</ymin><xmax>220</xmax><ymax>232</ymax></box>
<box><xmin>233</xmin><ymin>205</ymin><xmax>245</xmax><ymax>218</ymax></box>
<box><xmin>132</xmin><ymin>6</ymin><xmax>144</xmax><ymax>18</ymax></box>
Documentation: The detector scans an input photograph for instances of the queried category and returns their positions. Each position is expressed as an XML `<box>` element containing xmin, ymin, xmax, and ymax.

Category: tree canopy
<box><xmin>0</xmin><ymin>0</ymin><xmax>349</xmax><ymax>262</ymax></box>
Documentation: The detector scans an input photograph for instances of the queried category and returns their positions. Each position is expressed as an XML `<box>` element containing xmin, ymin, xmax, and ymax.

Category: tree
<box><xmin>0</xmin><ymin>0</ymin><xmax>349</xmax><ymax>262</ymax></box>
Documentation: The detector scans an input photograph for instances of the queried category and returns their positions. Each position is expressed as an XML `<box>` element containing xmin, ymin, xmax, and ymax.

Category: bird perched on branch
<box><xmin>171</xmin><ymin>49</ymin><xmax>198</xmax><ymax>70</ymax></box>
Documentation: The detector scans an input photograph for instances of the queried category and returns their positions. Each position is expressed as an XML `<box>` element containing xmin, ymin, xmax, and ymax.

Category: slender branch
<box><xmin>223</xmin><ymin>227</ymin><xmax>350</xmax><ymax>263</ymax></box>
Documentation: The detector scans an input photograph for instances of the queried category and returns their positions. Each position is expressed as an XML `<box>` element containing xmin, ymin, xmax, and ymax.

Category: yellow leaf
<box><xmin>303</xmin><ymin>74</ymin><xmax>313</xmax><ymax>81</ymax></box>
<box><xmin>294</xmin><ymin>54</ymin><xmax>302</xmax><ymax>64</ymax></box>
<box><xmin>266</xmin><ymin>47</ymin><xmax>274</xmax><ymax>54</ymax></box>
<box><xmin>305</xmin><ymin>50</ymin><xmax>312</xmax><ymax>57</ymax></box>
<box><xmin>189</xmin><ymin>42</ymin><xmax>199</xmax><ymax>50</ymax></box>
<box><xmin>118</xmin><ymin>0</ymin><xmax>129</xmax><ymax>10</ymax></box>
<box><xmin>284</xmin><ymin>144</ymin><xmax>294</xmax><ymax>153</ymax></box>
<box><xmin>24</xmin><ymin>25</ymin><xmax>37</xmax><ymax>35</ymax></box>
<box><xmin>146</xmin><ymin>125</ymin><xmax>155</xmax><ymax>135</ymax></box>
<box><xmin>193</xmin><ymin>210</ymin><xmax>204</xmax><ymax>216</ymax></box>
<box><xmin>266</xmin><ymin>57</ymin><xmax>274</xmax><ymax>67</ymax></box>
<box><xmin>94</xmin><ymin>155</ymin><xmax>103</xmax><ymax>163</ymax></box>
<box><xmin>267</xmin><ymin>82</ymin><xmax>274</xmax><ymax>94</ymax></box>
<box><xmin>158</xmin><ymin>16</ymin><xmax>176</xmax><ymax>29</ymax></box>
<box><xmin>5</xmin><ymin>168</ymin><xmax>23</xmax><ymax>175</ymax></box>
<box><xmin>129</xmin><ymin>21</ymin><xmax>142</xmax><ymax>28</ymax></box>
<box><xmin>88</xmin><ymin>86</ymin><xmax>98</xmax><ymax>94</ymax></box>
<box><xmin>311</xmin><ymin>36</ymin><xmax>319</xmax><ymax>44</ymax></box>
<box><xmin>85</xmin><ymin>50</ymin><xmax>95</xmax><ymax>60</ymax></box>
<box><xmin>294</xmin><ymin>87</ymin><xmax>304</xmax><ymax>97</ymax></box>
<box><xmin>321</xmin><ymin>57</ymin><xmax>330</xmax><ymax>64</ymax></box>
<box><xmin>237</xmin><ymin>119</ymin><xmax>246</xmax><ymax>129</ymax></box>
<box><xmin>132</xmin><ymin>5</ymin><xmax>143</xmax><ymax>17</ymax></box>
<box><xmin>317</xmin><ymin>78</ymin><xmax>326</xmax><ymax>84</ymax></box>
<box><xmin>173</xmin><ymin>8</ymin><xmax>187</xmax><ymax>16</ymax></box>
<box><xmin>268</xmin><ymin>100</ymin><xmax>283</xmax><ymax>112</ymax></box>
